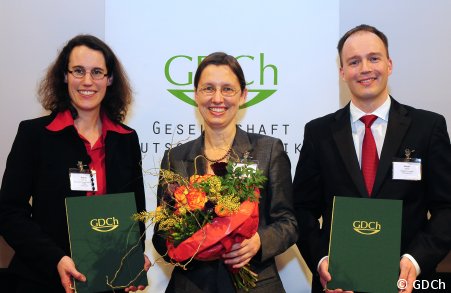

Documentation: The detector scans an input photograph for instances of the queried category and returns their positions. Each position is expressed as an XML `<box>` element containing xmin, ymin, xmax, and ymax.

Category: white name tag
<box><xmin>392</xmin><ymin>161</ymin><xmax>421</xmax><ymax>181</ymax></box>
<box><xmin>234</xmin><ymin>163</ymin><xmax>258</xmax><ymax>172</ymax></box>
<box><xmin>233</xmin><ymin>162</ymin><xmax>259</xmax><ymax>178</ymax></box>
<box><xmin>69</xmin><ymin>170</ymin><xmax>98</xmax><ymax>191</ymax></box>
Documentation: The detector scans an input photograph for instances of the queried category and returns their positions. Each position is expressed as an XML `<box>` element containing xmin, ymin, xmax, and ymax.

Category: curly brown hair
<box><xmin>38</xmin><ymin>34</ymin><xmax>132</xmax><ymax>123</ymax></box>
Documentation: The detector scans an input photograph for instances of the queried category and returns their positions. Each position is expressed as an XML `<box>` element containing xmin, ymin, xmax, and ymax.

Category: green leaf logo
<box><xmin>167</xmin><ymin>90</ymin><xmax>196</xmax><ymax>106</ymax></box>
<box><xmin>240</xmin><ymin>90</ymin><xmax>277</xmax><ymax>109</ymax></box>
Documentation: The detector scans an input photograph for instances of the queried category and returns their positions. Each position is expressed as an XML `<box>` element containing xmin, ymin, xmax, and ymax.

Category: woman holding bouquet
<box><xmin>152</xmin><ymin>52</ymin><xmax>298</xmax><ymax>292</ymax></box>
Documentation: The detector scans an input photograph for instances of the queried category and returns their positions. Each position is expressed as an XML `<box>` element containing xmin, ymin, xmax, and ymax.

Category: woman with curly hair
<box><xmin>0</xmin><ymin>35</ymin><xmax>148</xmax><ymax>292</ymax></box>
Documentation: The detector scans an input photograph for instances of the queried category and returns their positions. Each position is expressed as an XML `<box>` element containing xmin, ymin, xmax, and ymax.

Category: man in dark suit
<box><xmin>293</xmin><ymin>24</ymin><xmax>451</xmax><ymax>293</ymax></box>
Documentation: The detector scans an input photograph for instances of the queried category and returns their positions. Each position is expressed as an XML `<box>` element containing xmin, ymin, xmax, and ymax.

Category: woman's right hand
<box><xmin>124</xmin><ymin>254</ymin><xmax>152</xmax><ymax>292</ymax></box>
<box><xmin>57</xmin><ymin>256</ymin><xmax>86</xmax><ymax>293</ymax></box>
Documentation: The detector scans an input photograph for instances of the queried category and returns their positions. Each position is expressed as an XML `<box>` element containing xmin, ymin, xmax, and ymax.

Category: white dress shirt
<box><xmin>350</xmin><ymin>97</ymin><xmax>390</xmax><ymax>165</ymax></box>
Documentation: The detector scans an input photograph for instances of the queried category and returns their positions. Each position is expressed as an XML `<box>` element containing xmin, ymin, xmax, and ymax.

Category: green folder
<box><xmin>65</xmin><ymin>192</ymin><xmax>148</xmax><ymax>293</ymax></box>
<box><xmin>327</xmin><ymin>196</ymin><xmax>402</xmax><ymax>293</ymax></box>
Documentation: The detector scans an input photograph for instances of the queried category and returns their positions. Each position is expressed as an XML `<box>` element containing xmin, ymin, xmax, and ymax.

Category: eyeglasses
<box><xmin>198</xmin><ymin>86</ymin><xmax>240</xmax><ymax>97</ymax></box>
<box><xmin>67</xmin><ymin>66</ymin><xmax>108</xmax><ymax>80</ymax></box>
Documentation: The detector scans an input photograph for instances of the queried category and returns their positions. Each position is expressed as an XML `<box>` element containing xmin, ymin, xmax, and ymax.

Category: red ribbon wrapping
<box><xmin>167</xmin><ymin>200</ymin><xmax>259</xmax><ymax>262</ymax></box>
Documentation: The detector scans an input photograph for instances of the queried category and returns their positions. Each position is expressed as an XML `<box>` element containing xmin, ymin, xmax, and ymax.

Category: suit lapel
<box><xmin>184</xmin><ymin>127</ymin><xmax>253</xmax><ymax>176</ymax></box>
<box><xmin>185</xmin><ymin>135</ymin><xmax>205</xmax><ymax>176</ymax></box>
<box><xmin>331</xmin><ymin>104</ymin><xmax>368</xmax><ymax>197</ymax></box>
<box><xmin>105</xmin><ymin>131</ymin><xmax>118</xmax><ymax>169</ymax></box>
<box><xmin>372</xmin><ymin>98</ymin><xmax>411</xmax><ymax>197</ymax></box>
<box><xmin>231</xmin><ymin>127</ymin><xmax>254</xmax><ymax>160</ymax></box>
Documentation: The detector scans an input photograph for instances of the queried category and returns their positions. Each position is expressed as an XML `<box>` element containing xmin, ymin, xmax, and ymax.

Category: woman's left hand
<box><xmin>57</xmin><ymin>256</ymin><xmax>86</xmax><ymax>293</ymax></box>
<box><xmin>124</xmin><ymin>254</ymin><xmax>151</xmax><ymax>292</ymax></box>
<box><xmin>222</xmin><ymin>233</ymin><xmax>261</xmax><ymax>268</ymax></box>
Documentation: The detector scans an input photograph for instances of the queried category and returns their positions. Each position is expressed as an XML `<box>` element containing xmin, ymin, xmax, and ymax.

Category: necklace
<box><xmin>203</xmin><ymin>146</ymin><xmax>231</xmax><ymax>163</ymax></box>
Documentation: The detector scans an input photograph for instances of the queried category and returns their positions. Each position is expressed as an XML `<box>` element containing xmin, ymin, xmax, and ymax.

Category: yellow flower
<box><xmin>206</xmin><ymin>176</ymin><xmax>222</xmax><ymax>195</ymax></box>
<box><xmin>176</xmin><ymin>205</ymin><xmax>187</xmax><ymax>216</ymax></box>
<box><xmin>214</xmin><ymin>195</ymin><xmax>240</xmax><ymax>217</ymax></box>
<box><xmin>189</xmin><ymin>174</ymin><xmax>212</xmax><ymax>184</ymax></box>
<box><xmin>158</xmin><ymin>216</ymin><xmax>181</xmax><ymax>231</ymax></box>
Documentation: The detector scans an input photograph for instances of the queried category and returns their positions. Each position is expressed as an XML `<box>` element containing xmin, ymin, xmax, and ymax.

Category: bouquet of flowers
<box><xmin>134</xmin><ymin>159</ymin><xmax>267</xmax><ymax>291</ymax></box>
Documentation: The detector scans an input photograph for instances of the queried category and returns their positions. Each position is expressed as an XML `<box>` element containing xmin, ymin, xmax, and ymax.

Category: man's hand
<box><xmin>398</xmin><ymin>257</ymin><xmax>417</xmax><ymax>293</ymax></box>
<box><xmin>223</xmin><ymin>233</ymin><xmax>261</xmax><ymax>269</ymax></box>
<box><xmin>318</xmin><ymin>257</ymin><xmax>332</xmax><ymax>289</ymax></box>
<box><xmin>318</xmin><ymin>258</ymin><xmax>353</xmax><ymax>293</ymax></box>
<box><xmin>57</xmin><ymin>256</ymin><xmax>86</xmax><ymax>293</ymax></box>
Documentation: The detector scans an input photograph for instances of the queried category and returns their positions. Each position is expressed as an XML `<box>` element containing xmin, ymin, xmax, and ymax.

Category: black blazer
<box><xmin>293</xmin><ymin>97</ymin><xmax>451</xmax><ymax>283</ymax></box>
<box><xmin>152</xmin><ymin>127</ymin><xmax>298</xmax><ymax>292</ymax></box>
<box><xmin>0</xmin><ymin>113</ymin><xmax>145</xmax><ymax>289</ymax></box>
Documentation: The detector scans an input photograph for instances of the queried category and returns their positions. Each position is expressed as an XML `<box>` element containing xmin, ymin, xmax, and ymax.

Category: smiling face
<box><xmin>340</xmin><ymin>31</ymin><xmax>392</xmax><ymax>111</ymax></box>
<box><xmin>66</xmin><ymin>45</ymin><xmax>111</xmax><ymax>116</ymax></box>
<box><xmin>195</xmin><ymin>65</ymin><xmax>247</xmax><ymax>131</ymax></box>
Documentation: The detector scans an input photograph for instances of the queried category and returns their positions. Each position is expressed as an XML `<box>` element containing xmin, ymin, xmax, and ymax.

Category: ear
<box><xmin>194</xmin><ymin>88</ymin><xmax>199</xmax><ymax>106</ymax></box>
<box><xmin>387</xmin><ymin>58</ymin><xmax>393</xmax><ymax>76</ymax></box>
<box><xmin>339</xmin><ymin>66</ymin><xmax>346</xmax><ymax>81</ymax></box>
<box><xmin>64</xmin><ymin>74</ymin><xmax>68</xmax><ymax>83</ymax></box>
<box><xmin>239</xmin><ymin>88</ymin><xmax>248</xmax><ymax>106</ymax></box>
<box><xmin>107</xmin><ymin>76</ymin><xmax>113</xmax><ymax>86</ymax></box>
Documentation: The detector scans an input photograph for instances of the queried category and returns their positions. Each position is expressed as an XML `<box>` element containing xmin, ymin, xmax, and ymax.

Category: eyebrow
<box><xmin>69</xmin><ymin>65</ymin><xmax>106</xmax><ymax>70</ymax></box>
<box><xmin>200</xmin><ymin>82</ymin><xmax>234</xmax><ymax>87</ymax></box>
<box><xmin>367</xmin><ymin>52</ymin><xmax>384</xmax><ymax>57</ymax></box>
<box><xmin>345</xmin><ymin>52</ymin><xmax>384</xmax><ymax>62</ymax></box>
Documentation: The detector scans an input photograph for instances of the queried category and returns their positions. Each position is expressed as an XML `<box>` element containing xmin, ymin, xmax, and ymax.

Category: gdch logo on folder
<box><xmin>90</xmin><ymin>217</ymin><xmax>119</xmax><ymax>232</ymax></box>
<box><xmin>352</xmin><ymin>220</ymin><xmax>381</xmax><ymax>235</ymax></box>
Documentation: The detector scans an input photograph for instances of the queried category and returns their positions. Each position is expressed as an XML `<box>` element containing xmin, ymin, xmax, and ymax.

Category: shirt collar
<box><xmin>46</xmin><ymin>109</ymin><xmax>132</xmax><ymax>134</ymax></box>
<box><xmin>350</xmin><ymin>96</ymin><xmax>391</xmax><ymax>123</ymax></box>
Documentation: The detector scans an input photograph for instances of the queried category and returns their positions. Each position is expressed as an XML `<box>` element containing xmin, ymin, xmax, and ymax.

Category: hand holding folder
<box><xmin>327</xmin><ymin>196</ymin><xmax>402</xmax><ymax>293</ymax></box>
<box><xmin>65</xmin><ymin>192</ymin><xmax>148</xmax><ymax>293</ymax></box>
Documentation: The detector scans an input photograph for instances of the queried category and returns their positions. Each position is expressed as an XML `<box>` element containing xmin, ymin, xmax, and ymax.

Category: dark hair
<box><xmin>337</xmin><ymin>24</ymin><xmax>389</xmax><ymax>67</ymax></box>
<box><xmin>194</xmin><ymin>52</ymin><xmax>246</xmax><ymax>91</ymax></box>
<box><xmin>38</xmin><ymin>34</ymin><xmax>132</xmax><ymax>123</ymax></box>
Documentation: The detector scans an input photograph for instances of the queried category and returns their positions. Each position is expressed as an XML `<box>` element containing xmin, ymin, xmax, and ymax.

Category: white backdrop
<box><xmin>1</xmin><ymin>0</ymin><xmax>451</xmax><ymax>292</ymax></box>
<box><xmin>105</xmin><ymin>1</ymin><xmax>338</xmax><ymax>291</ymax></box>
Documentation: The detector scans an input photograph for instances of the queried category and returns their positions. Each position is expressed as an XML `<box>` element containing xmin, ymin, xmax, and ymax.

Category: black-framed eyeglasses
<box><xmin>198</xmin><ymin>86</ymin><xmax>240</xmax><ymax>97</ymax></box>
<box><xmin>67</xmin><ymin>66</ymin><xmax>108</xmax><ymax>80</ymax></box>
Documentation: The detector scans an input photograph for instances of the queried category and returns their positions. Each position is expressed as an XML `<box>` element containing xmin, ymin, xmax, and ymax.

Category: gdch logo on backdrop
<box><xmin>165</xmin><ymin>53</ymin><xmax>278</xmax><ymax>108</ymax></box>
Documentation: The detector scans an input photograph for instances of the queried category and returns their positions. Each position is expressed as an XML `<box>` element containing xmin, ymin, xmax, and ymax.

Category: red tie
<box><xmin>360</xmin><ymin>115</ymin><xmax>379</xmax><ymax>196</ymax></box>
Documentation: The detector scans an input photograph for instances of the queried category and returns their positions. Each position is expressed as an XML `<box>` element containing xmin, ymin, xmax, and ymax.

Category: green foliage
<box><xmin>221</xmin><ymin>163</ymin><xmax>266</xmax><ymax>202</ymax></box>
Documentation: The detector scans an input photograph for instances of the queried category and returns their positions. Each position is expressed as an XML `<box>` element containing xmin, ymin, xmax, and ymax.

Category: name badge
<box><xmin>392</xmin><ymin>159</ymin><xmax>421</xmax><ymax>181</ymax></box>
<box><xmin>69</xmin><ymin>170</ymin><xmax>98</xmax><ymax>191</ymax></box>
<box><xmin>233</xmin><ymin>161</ymin><xmax>258</xmax><ymax>178</ymax></box>
<box><xmin>69</xmin><ymin>161</ymin><xmax>98</xmax><ymax>191</ymax></box>
<box><xmin>234</xmin><ymin>162</ymin><xmax>258</xmax><ymax>171</ymax></box>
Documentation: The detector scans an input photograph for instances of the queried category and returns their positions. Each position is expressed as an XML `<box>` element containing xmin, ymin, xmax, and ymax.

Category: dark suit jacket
<box><xmin>152</xmin><ymin>127</ymin><xmax>298</xmax><ymax>292</ymax></box>
<box><xmin>293</xmin><ymin>97</ymin><xmax>451</xmax><ymax>290</ymax></box>
<box><xmin>0</xmin><ymin>113</ymin><xmax>145</xmax><ymax>290</ymax></box>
